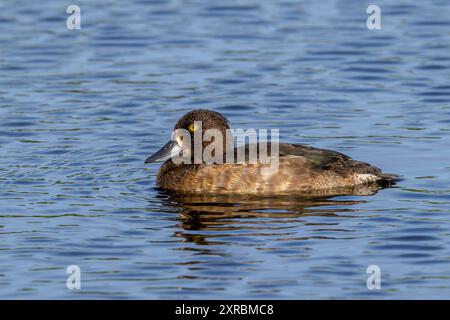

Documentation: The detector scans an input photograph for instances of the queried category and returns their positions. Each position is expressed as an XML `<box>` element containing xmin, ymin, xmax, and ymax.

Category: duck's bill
<box><xmin>145</xmin><ymin>140</ymin><xmax>182</xmax><ymax>163</ymax></box>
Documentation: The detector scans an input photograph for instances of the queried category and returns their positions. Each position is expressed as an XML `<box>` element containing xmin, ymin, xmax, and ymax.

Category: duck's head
<box><xmin>145</xmin><ymin>109</ymin><xmax>231</xmax><ymax>164</ymax></box>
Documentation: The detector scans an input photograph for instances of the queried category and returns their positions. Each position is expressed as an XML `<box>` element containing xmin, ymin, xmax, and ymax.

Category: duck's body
<box><xmin>156</xmin><ymin>142</ymin><xmax>395</xmax><ymax>195</ymax></box>
<box><xmin>146</xmin><ymin>109</ymin><xmax>397</xmax><ymax>196</ymax></box>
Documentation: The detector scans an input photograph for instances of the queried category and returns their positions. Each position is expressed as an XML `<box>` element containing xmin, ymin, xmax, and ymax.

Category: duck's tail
<box><xmin>377</xmin><ymin>172</ymin><xmax>400</xmax><ymax>187</ymax></box>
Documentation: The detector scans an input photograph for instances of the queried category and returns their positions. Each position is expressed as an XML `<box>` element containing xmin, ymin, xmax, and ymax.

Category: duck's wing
<box><xmin>278</xmin><ymin>143</ymin><xmax>350</xmax><ymax>169</ymax></box>
<box><xmin>278</xmin><ymin>142</ymin><xmax>378</xmax><ymax>173</ymax></box>
<box><xmin>235</xmin><ymin>142</ymin><xmax>396</xmax><ymax>181</ymax></box>
<box><xmin>277</xmin><ymin>143</ymin><xmax>398</xmax><ymax>181</ymax></box>
<box><xmin>237</xmin><ymin>142</ymin><xmax>349</xmax><ymax>168</ymax></box>
<box><xmin>237</xmin><ymin>142</ymin><xmax>350</xmax><ymax>168</ymax></box>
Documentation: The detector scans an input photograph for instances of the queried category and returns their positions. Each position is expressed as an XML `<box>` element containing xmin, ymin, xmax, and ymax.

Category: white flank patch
<box><xmin>355</xmin><ymin>174</ymin><xmax>379</xmax><ymax>184</ymax></box>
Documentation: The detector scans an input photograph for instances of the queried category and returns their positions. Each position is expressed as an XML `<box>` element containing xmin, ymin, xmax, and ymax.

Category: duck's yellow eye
<box><xmin>188</xmin><ymin>123</ymin><xmax>197</xmax><ymax>132</ymax></box>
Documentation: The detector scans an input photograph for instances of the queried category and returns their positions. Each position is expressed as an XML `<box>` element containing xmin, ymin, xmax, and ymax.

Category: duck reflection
<box><xmin>157</xmin><ymin>183</ymin><xmax>388</xmax><ymax>246</ymax></box>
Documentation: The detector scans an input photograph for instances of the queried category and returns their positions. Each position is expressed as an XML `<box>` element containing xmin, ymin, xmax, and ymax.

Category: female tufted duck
<box><xmin>145</xmin><ymin>109</ymin><xmax>397</xmax><ymax>196</ymax></box>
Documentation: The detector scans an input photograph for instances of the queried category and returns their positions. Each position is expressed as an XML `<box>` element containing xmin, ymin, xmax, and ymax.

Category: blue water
<box><xmin>1</xmin><ymin>0</ymin><xmax>450</xmax><ymax>299</ymax></box>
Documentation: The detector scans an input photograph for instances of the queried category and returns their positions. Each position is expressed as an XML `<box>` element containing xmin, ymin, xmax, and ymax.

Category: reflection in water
<box><xmin>159</xmin><ymin>183</ymin><xmax>389</xmax><ymax>246</ymax></box>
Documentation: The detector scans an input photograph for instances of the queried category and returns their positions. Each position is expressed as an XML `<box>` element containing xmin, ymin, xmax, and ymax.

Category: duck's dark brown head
<box><xmin>174</xmin><ymin>109</ymin><xmax>230</xmax><ymax>134</ymax></box>
<box><xmin>145</xmin><ymin>109</ymin><xmax>232</xmax><ymax>164</ymax></box>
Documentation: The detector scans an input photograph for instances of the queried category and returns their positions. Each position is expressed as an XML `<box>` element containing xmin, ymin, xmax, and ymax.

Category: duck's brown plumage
<box><xmin>156</xmin><ymin>142</ymin><xmax>396</xmax><ymax>195</ymax></box>
<box><xmin>147</xmin><ymin>109</ymin><xmax>398</xmax><ymax>196</ymax></box>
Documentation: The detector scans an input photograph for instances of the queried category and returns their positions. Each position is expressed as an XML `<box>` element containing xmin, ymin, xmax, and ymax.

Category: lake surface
<box><xmin>1</xmin><ymin>0</ymin><xmax>450</xmax><ymax>299</ymax></box>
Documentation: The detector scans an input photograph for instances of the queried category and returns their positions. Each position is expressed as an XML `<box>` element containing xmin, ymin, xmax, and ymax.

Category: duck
<box><xmin>145</xmin><ymin>109</ymin><xmax>397</xmax><ymax>196</ymax></box>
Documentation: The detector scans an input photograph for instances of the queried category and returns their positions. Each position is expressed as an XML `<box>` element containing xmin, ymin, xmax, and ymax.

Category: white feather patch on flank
<box><xmin>354</xmin><ymin>173</ymin><xmax>379</xmax><ymax>184</ymax></box>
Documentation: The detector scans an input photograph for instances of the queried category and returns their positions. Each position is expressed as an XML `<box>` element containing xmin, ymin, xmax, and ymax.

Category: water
<box><xmin>1</xmin><ymin>0</ymin><xmax>449</xmax><ymax>299</ymax></box>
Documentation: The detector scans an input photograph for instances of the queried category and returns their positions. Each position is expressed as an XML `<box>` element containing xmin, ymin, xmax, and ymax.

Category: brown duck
<box><xmin>145</xmin><ymin>109</ymin><xmax>397</xmax><ymax>196</ymax></box>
